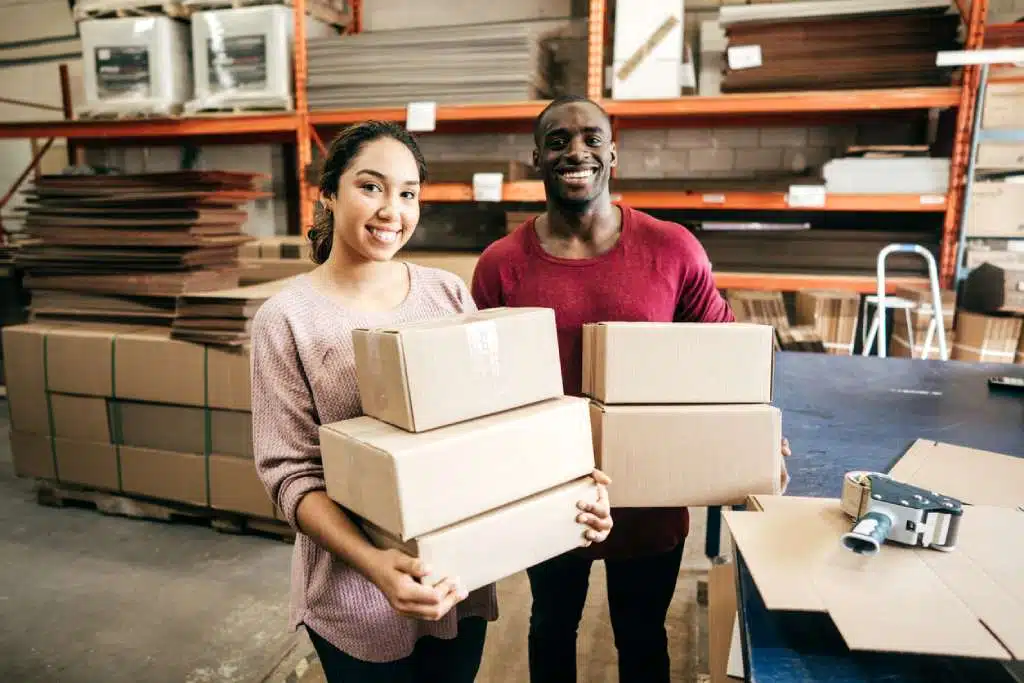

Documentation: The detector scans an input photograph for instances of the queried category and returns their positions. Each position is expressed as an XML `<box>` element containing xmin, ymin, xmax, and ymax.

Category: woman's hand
<box><xmin>366</xmin><ymin>548</ymin><xmax>467</xmax><ymax>621</ymax></box>
<box><xmin>578</xmin><ymin>468</ymin><xmax>613</xmax><ymax>546</ymax></box>
<box><xmin>780</xmin><ymin>436</ymin><xmax>792</xmax><ymax>494</ymax></box>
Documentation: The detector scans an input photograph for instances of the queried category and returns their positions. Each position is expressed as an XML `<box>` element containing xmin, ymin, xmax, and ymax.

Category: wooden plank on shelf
<box><xmin>714</xmin><ymin>271</ymin><xmax>927</xmax><ymax>293</ymax></box>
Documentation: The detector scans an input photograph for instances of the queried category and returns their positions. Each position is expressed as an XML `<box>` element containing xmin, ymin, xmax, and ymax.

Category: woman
<box><xmin>250</xmin><ymin>120</ymin><xmax>613</xmax><ymax>682</ymax></box>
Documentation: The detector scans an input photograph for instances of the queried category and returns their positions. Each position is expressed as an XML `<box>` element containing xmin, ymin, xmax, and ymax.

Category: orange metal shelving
<box><xmin>713</xmin><ymin>271</ymin><xmax>927</xmax><ymax>294</ymax></box>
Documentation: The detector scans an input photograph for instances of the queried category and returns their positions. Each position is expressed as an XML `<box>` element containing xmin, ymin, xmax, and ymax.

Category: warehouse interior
<box><xmin>0</xmin><ymin>0</ymin><xmax>1022</xmax><ymax>682</ymax></box>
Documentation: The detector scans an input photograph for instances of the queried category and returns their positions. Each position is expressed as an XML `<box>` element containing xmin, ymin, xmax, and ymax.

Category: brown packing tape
<box><xmin>615</xmin><ymin>15</ymin><xmax>681</xmax><ymax>83</ymax></box>
<box><xmin>840</xmin><ymin>470</ymin><xmax>873</xmax><ymax>520</ymax></box>
<box><xmin>464</xmin><ymin>319</ymin><xmax>500</xmax><ymax>381</ymax></box>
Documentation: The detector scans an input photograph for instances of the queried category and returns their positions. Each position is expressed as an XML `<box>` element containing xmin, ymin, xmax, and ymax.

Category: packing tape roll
<box><xmin>840</xmin><ymin>471</ymin><xmax>877</xmax><ymax>520</ymax></box>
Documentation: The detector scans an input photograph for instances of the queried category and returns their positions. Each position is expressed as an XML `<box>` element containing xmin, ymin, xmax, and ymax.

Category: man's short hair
<box><xmin>533</xmin><ymin>95</ymin><xmax>611</xmax><ymax>146</ymax></box>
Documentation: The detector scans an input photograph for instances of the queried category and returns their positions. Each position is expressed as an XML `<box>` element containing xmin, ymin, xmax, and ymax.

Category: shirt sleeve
<box><xmin>250</xmin><ymin>302</ymin><xmax>326</xmax><ymax>530</ymax></box>
<box><xmin>675</xmin><ymin>241</ymin><xmax>736</xmax><ymax>324</ymax></box>
<box><xmin>470</xmin><ymin>247</ymin><xmax>505</xmax><ymax>310</ymax></box>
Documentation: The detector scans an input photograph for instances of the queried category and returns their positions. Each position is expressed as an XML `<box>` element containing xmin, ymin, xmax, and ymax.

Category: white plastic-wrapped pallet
<box><xmin>79</xmin><ymin>16</ymin><xmax>193</xmax><ymax>117</ymax></box>
<box><xmin>186</xmin><ymin>5</ymin><xmax>334</xmax><ymax>113</ymax></box>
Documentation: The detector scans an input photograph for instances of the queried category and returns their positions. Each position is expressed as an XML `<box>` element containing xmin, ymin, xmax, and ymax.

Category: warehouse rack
<box><xmin>0</xmin><ymin>0</ymin><xmax>994</xmax><ymax>291</ymax></box>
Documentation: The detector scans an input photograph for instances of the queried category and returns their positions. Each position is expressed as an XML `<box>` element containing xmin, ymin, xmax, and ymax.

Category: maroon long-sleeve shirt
<box><xmin>471</xmin><ymin>203</ymin><xmax>735</xmax><ymax>560</ymax></box>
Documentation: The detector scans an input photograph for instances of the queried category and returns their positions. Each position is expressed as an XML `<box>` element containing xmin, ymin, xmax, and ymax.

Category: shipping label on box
<box><xmin>362</xmin><ymin>477</ymin><xmax>599</xmax><ymax>593</ymax></box>
<box><xmin>353</xmin><ymin>307</ymin><xmax>563</xmax><ymax>432</ymax></box>
<box><xmin>583</xmin><ymin>322</ymin><xmax>775</xmax><ymax>404</ymax></box>
<box><xmin>590</xmin><ymin>402</ymin><xmax>782</xmax><ymax>507</ymax></box>
<box><xmin>320</xmin><ymin>396</ymin><xmax>595</xmax><ymax>540</ymax></box>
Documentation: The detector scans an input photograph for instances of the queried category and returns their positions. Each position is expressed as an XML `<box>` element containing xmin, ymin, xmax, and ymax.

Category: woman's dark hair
<box><xmin>308</xmin><ymin>120</ymin><xmax>428</xmax><ymax>264</ymax></box>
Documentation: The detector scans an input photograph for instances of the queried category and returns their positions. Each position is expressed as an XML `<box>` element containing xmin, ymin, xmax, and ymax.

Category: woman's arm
<box><xmin>250</xmin><ymin>302</ymin><xmax>466</xmax><ymax>620</ymax></box>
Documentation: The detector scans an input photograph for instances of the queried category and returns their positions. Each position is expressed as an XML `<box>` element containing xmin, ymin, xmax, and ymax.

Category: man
<box><xmin>471</xmin><ymin>95</ymin><xmax>790</xmax><ymax>682</ymax></box>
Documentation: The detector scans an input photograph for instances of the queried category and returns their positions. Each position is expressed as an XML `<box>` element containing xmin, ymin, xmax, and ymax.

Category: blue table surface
<box><xmin>737</xmin><ymin>351</ymin><xmax>1024</xmax><ymax>683</ymax></box>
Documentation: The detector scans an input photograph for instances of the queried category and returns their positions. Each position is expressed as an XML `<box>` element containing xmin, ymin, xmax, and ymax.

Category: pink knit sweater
<box><xmin>250</xmin><ymin>263</ymin><xmax>499</xmax><ymax>663</ymax></box>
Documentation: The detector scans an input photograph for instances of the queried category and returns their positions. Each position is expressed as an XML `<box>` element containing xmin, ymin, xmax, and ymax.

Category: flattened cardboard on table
<box><xmin>361</xmin><ymin>477</ymin><xmax>599</xmax><ymax>594</ymax></box>
<box><xmin>582</xmin><ymin>322</ymin><xmax>775</xmax><ymax>404</ymax></box>
<box><xmin>590</xmin><ymin>402</ymin><xmax>782</xmax><ymax>507</ymax></box>
<box><xmin>724</xmin><ymin>439</ymin><xmax>1024</xmax><ymax>661</ymax></box>
<box><xmin>353</xmin><ymin>307</ymin><xmax>563</xmax><ymax>432</ymax></box>
<box><xmin>320</xmin><ymin>396</ymin><xmax>595</xmax><ymax>540</ymax></box>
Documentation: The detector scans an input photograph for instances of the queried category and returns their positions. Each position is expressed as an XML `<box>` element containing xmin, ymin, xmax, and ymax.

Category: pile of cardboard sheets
<box><xmin>719</xmin><ymin>0</ymin><xmax>960</xmax><ymax>92</ymax></box>
<box><xmin>172</xmin><ymin>275</ymin><xmax>296</xmax><ymax>347</ymax></box>
<box><xmin>306</xmin><ymin>23</ymin><xmax>567</xmax><ymax>108</ymax></box>
<box><xmin>14</xmin><ymin>170</ymin><xmax>266</xmax><ymax>325</ymax></box>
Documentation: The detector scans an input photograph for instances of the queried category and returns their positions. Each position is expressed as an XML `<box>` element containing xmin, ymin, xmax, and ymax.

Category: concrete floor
<box><xmin>0</xmin><ymin>398</ymin><xmax>715</xmax><ymax>682</ymax></box>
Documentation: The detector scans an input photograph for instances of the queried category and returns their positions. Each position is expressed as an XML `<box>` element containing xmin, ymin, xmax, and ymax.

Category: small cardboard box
<box><xmin>590</xmin><ymin>402</ymin><xmax>782</xmax><ymax>507</ymax></box>
<box><xmin>582</xmin><ymin>322</ymin><xmax>775</xmax><ymax>404</ymax></box>
<box><xmin>362</xmin><ymin>477</ymin><xmax>599</xmax><ymax>593</ymax></box>
<box><xmin>320</xmin><ymin>396</ymin><xmax>595</xmax><ymax>540</ymax></box>
<box><xmin>353</xmin><ymin>307</ymin><xmax>563</xmax><ymax>432</ymax></box>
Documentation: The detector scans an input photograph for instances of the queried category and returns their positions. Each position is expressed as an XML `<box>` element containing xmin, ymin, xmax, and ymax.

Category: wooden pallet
<box><xmin>73</xmin><ymin>1</ymin><xmax>189</xmax><ymax>21</ymax></box>
<box><xmin>180</xmin><ymin>0</ymin><xmax>352</xmax><ymax>29</ymax></box>
<box><xmin>36</xmin><ymin>481</ymin><xmax>294</xmax><ymax>542</ymax></box>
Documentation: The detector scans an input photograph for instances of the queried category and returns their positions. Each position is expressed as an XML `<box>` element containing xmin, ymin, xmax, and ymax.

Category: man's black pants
<box><xmin>526</xmin><ymin>540</ymin><xmax>686</xmax><ymax>683</ymax></box>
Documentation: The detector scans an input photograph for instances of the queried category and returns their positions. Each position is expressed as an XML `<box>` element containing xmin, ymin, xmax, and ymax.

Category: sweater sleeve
<box><xmin>674</xmin><ymin>237</ymin><xmax>736</xmax><ymax>324</ymax></box>
<box><xmin>250</xmin><ymin>301</ymin><xmax>326</xmax><ymax>530</ymax></box>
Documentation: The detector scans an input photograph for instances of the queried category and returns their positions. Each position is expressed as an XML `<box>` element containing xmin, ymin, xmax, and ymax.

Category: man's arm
<box><xmin>470</xmin><ymin>247</ymin><xmax>505</xmax><ymax>310</ymax></box>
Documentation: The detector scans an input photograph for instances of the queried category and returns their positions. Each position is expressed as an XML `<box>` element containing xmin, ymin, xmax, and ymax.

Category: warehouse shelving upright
<box><xmin>0</xmin><ymin>0</ymin><xmax>993</xmax><ymax>292</ymax></box>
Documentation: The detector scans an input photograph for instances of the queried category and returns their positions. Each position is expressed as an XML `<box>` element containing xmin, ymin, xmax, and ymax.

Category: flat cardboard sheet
<box><xmin>725</xmin><ymin>437</ymin><xmax>1024</xmax><ymax>660</ymax></box>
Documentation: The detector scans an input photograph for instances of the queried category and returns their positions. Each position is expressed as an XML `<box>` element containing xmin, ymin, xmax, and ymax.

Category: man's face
<box><xmin>533</xmin><ymin>102</ymin><xmax>617</xmax><ymax>208</ymax></box>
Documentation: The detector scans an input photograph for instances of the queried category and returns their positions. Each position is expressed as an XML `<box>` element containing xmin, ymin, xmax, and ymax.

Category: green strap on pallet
<box><xmin>42</xmin><ymin>334</ymin><xmax>59</xmax><ymax>481</ymax></box>
<box><xmin>110</xmin><ymin>335</ymin><xmax>123</xmax><ymax>492</ymax></box>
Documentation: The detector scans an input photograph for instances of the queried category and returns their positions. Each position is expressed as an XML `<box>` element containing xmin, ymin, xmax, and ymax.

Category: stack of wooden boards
<box><xmin>306</xmin><ymin>21</ymin><xmax>584</xmax><ymax>108</ymax></box>
<box><xmin>719</xmin><ymin>0</ymin><xmax>960</xmax><ymax>92</ymax></box>
<box><xmin>15</xmin><ymin>170</ymin><xmax>267</xmax><ymax>326</ymax></box>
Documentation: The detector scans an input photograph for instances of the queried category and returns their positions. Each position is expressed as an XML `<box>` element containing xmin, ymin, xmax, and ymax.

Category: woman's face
<box><xmin>323</xmin><ymin>136</ymin><xmax>421</xmax><ymax>263</ymax></box>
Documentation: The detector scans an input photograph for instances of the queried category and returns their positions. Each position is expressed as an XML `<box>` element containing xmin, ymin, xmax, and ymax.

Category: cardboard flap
<box><xmin>887</xmin><ymin>439</ymin><xmax>1024</xmax><ymax>509</ymax></box>
<box><xmin>725</xmin><ymin>496</ymin><xmax>1023</xmax><ymax>660</ymax></box>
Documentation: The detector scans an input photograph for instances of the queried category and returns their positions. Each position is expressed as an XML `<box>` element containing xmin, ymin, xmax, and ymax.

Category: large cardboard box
<box><xmin>951</xmin><ymin>310</ymin><xmax>1023</xmax><ymax>364</ymax></box>
<box><xmin>725</xmin><ymin>439</ymin><xmax>1024</xmax><ymax>660</ymax></box>
<box><xmin>582</xmin><ymin>322</ymin><xmax>775</xmax><ymax>404</ymax></box>
<box><xmin>353</xmin><ymin>307</ymin><xmax>563</xmax><ymax>432</ymax></box>
<box><xmin>320</xmin><ymin>396</ymin><xmax>595</xmax><ymax>540</ymax></box>
<box><xmin>362</xmin><ymin>477</ymin><xmax>599</xmax><ymax>593</ymax></box>
<box><xmin>964</xmin><ymin>181</ymin><xmax>1024</xmax><ymax>238</ymax></box>
<box><xmin>589</xmin><ymin>402</ymin><xmax>782</xmax><ymax>507</ymax></box>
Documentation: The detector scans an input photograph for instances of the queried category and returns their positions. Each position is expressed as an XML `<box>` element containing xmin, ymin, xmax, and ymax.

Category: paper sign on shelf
<box><xmin>787</xmin><ymin>185</ymin><xmax>826</xmax><ymax>208</ymax></box>
<box><xmin>727</xmin><ymin>45</ymin><xmax>762</xmax><ymax>71</ymax></box>
<box><xmin>473</xmin><ymin>173</ymin><xmax>504</xmax><ymax>202</ymax></box>
<box><xmin>702</xmin><ymin>193</ymin><xmax>726</xmax><ymax>204</ymax></box>
<box><xmin>919</xmin><ymin>194</ymin><xmax>945</xmax><ymax>205</ymax></box>
<box><xmin>406</xmin><ymin>101</ymin><xmax>437</xmax><ymax>132</ymax></box>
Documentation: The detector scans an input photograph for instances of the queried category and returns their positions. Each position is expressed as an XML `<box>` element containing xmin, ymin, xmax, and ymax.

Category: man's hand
<box><xmin>578</xmin><ymin>468</ymin><xmax>613</xmax><ymax>546</ymax></box>
<box><xmin>780</xmin><ymin>436</ymin><xmax>792</xmax><ymax>494</ymax></box>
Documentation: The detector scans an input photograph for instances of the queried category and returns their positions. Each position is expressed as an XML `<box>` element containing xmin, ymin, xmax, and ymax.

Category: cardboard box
<box><xmin>793</xmin><ymin>290</ymin><xmax>860</xmax><ymax>355</ymax></box>
<box><xmin>320</xmin><ymin>396</ymin><xmax>595</xmax><ymax>540</ymax></box>
<box><xmin>589</xmin><ymin>402</ymin><xmax>782</xmax><ymax>507</ymax></box>
<box><xmin>976</xmin><ymin>141</ymin><xmax>1024</xmax><ymax>170</ymax></box>
<box><xmin>982</xmin><ymin>82</ymin><xmax>1024</xmax><ymax>129</ymax></box>
<box><xmin>889</xmin><ymin>330</ymin><xmax>954</xmax><ymax>360</ymax></box>
<box><xmin>362</xmin><ymin>477</ymin><xmax>599</xmax><ymax>593</ymax></box>
<box><xmin>964</xmin><ymin>181</ymin><xmax>1024</xmax><ymax>238</ymax></box>
<box><xmin>353</xmin><ymin>307</ymin><xmax>563</xmax><ymax>432</ymax></box>
<box><xmin>951</xmin><ymin>310</ymin><xmax>1023</xmax><ymax>364</ymax></box>
<box><xmin>582</xmin><ymin>322</ymin><xmax>775</xmax><ymax>404</ymax></box>
<box><xmin>725</xmin><ymin>439</ymin><xmax>1024</xmax><ymax>661</ymax></box>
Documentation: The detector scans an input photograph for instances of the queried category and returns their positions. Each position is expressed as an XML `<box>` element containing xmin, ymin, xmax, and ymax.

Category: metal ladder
<box><xmin>861</xmin><ymin>244</ymin><xmax>949</xmax><ymax>360</ymax></box>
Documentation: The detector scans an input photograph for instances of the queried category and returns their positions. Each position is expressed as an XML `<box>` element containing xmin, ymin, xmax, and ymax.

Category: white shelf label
<box><xmin>727</xmin><ymin>45</ymin><xmax>762</xmax><ymax>71</ymax></box>
<box><xmin>406</xmin><ymin>101</ymin><xmax>437</xmax><ymax>132</ymax></box>
<box><xmin>787</xmin><ymin>185</ymin><xmax>827</xmax><ymax>208</ymax></box>
<box><xmin>702</xmin><ymin>193</ymin><xmax>726</xmax><ymax>204</ymax></box>
<box><xmin>472</xmin><ymin>173</ymin><xmax>504</xmax><ymax>202</ymax></box>
<box><xmin>919</xmin><ymin>194</ymin><xmax>945</xmax><ymax>205</ymax></box>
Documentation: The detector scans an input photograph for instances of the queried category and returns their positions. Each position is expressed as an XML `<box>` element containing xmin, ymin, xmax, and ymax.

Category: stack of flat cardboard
<box><xmin>171</xmin><ymin>276</ymin><xmax>297</xmax><ymax>347</ymax></box>
<box><xmin>15</xmin><ymin>171</ymin><xmax>267</xmax><ymax>324</ymax></box>
<box><xmin>319</xmin><ymin>308</ymin><xmax>599</xmax><ymax>593</ymax></box>
<box><xmin>583</xmin><ymin>322</ymin><xmax>783</xmax><ymax>507</ymax></box>
<box><xmin>794</xmin><ymin>290</ymin><xmax>861</xmax><ymax>356</ymax></box>
<box><xmin>719</xmin><ymin>1</ymin><xmax>959</xmax><ymax>92</ymax></box>
<box><xmin>238</xmin><ymin>236</ymin><xmax>314</xmax><ymax>285</ymax></box>
<box><xmin>3</xmin><ymin>323</ymin><xmax>273</xmax><ymax>521</ymax></box>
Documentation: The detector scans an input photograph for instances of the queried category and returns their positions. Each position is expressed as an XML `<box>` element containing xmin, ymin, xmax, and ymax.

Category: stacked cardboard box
<box><xmin>888</xmin><ymin>285</ymin><xmax>957</xmax><ymax>360</ymax></box>
<box><xmin>2</xmin><ymin>322</ymin><xmax>273</xmax><ymax>520</ymax></box>
<box><xmin>953</xmin><ymin>264</ymin><xmax>1024</xmax><ymax>365</ymax></box>
<box><xmin>318</xmin><ymin>308</ymin><xmax>600</xmax><ymax>593</ymax></box>
<box><xmin>583</xmin><ymin>322</ymin><xmax>783</xmax><ymax>507</ymax></box>
<box><xmin>793</xmin><ymin>290</ymin><xmax>860</xmax><ymax>356</ymax></box>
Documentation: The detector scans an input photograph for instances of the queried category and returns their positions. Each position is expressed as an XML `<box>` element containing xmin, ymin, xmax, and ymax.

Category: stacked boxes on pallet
<box><xmin>319</xmin><ymin>307</ymin><xmax>599</xmax><ymax>593</ymax></box>
<box><xmin>2</xmin><ymin>323</ymin><xmax>275</xmax><ymax>521</ymax></box>
<box><xmin>582</xmin><ymin>322</ymin><xmax>783</xmax><ymax>508</ymax></box>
